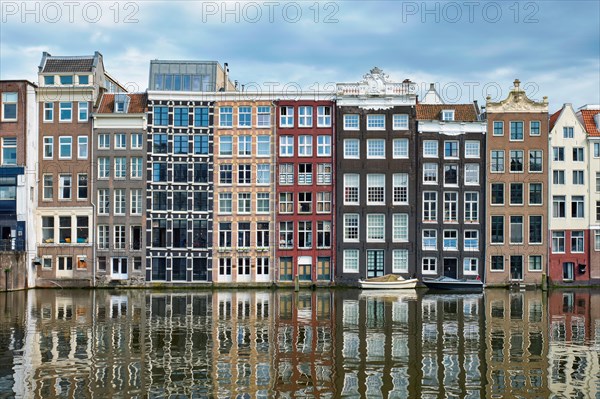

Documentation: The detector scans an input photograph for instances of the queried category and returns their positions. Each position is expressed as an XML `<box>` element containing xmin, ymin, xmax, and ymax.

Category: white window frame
<box><xmin>58</xmin><ymin>136</ymin><xmax>72</xmax><ymax>160</ymax></box>
<box><xmin>344</xmin><ymin>214</ymin><xmax>359</xmax><ymax>242</ymax></box>
<box><xmin>422</xmin><ymin>258</ymin><xmax>437</xmax><ymax>274</ymax></box>
<box><xmin>78</xmin><ymin>101</ymin><xmax>88</xmax><ymax>122</ymax></box>
<box><xmin>423</xmin><ymin>163</ymin><xmax>438</xmax><ymax>184</ymax></box>
<box><xmin>77</xmin><ymin>136</ymin><xmax>88</xmax><ymax>159</ymax></box>
<box><xmin>464</xmin><ymin>164</ymin><xmax>480</xmax><ymax>185</ymax></box>
<box><xmin>298</xmin><ymin>106</ymin><xmax>313</xmax><ymax>127</ymax></box>
<box><xmin>43</xmin><ymin>102</ymin><xmax>54</xmax><ymax>122</ymax></box>
<box><xmin>392</xmin><ymin>138</ymin><xmax>409</xmax><ymax>159</ymax></box>
<box><xmin>366</xmin><ymin>174</ymin><xmax>385</xmax><ymax>205</ymax></box>
<box><xmin>257</xmin><ymin>135</ymin><xmax>270</xmax><ymax>157</ymax></box>
<box><xmin>114</xmin><ymin>189</ymin><xmax>126</xmax><ymax>215</ymax></box>
<box><xmin>422</xmin><ymin>230</ymin><xmax>437</xmax><ymax>251</ymax></box>
<box><xmin>423</xmin><ymin>140</ymin><xmax>438</xmax><ymax>157</ymax></box>
<box><xmin>58</xmin><ymin>174</ymin><xmax>72</xmax><ymax>200</ymax></box>
<box><xmin>366</xmin><ymin>114</ymin><xmax>385</xmax><ymax>130</ymax></box>
<box><xmin>130</xmin><ymin>157</ymin><xmax>143</xmax><ymax>179</ymax></box>
<box><xmin>344</xmin><ymin>139</ymin><xmax>359</xmax><ymax>159</ymax></box>
<box><xmin>317</xmin><ymin>135</ymin><xmax>331</xmax><ymax>157</ymax></box>
<box><xmin>130</xmin><ymin>189</ymin><xmax>142</xmax><ymax>215</ymax></box>
<box><xmin>344</xmin><ymin>114</ymin><xmax>359</xmax><ymax>130</ymax></box>
<box><xmin>443</xmin><ymin>230</ymin><xmax>458</xmax><ymax>251</ymax></box>
<box><xmin>367</xmin><ymin>139</ymin><xmax>385</xmax><ymax>159</ymax></box>
<box><xmin>392</xmin><ymin>173</ymin><xmax>408</xmax><ymax>204</ymax></box>
<box><xmin>344</xmin><ymin>174</ymin><xmax>359</xmax><ymax>205</ymax></box>
<box><xmin>280</xmin><ymin>106</ymin><xmax>294</xmax><ymax>127</ymax></box>
<box><xmin>392</xmin><ymin>250</ymin><xmax>409</xmax><ymax>273</ymax></box>
<box><xmin>43</xmin><ymin>137</ymin><xmax>53</xmax><ymax>159</ymax></box>
<box><xmin>392</xmin><ymin>213</ymin><xmax>409</xmax><ymax>242</ymax></box>
<box><xmin>423</xmin><ymin>191</ymin><xmax>437</xmax><ymax>222</ymax></box>
<box><xmin>464</xmin><ymin>141</ymin><xmax>480</xmax><ymax>158</ymax></box>
<box><xmin>59</xmin><ymin>102</ymin><xmax>72</xmax><ymax>122</ymax></box>
<box><xmin>366</xmin><ymin>214</ymin><xmax>385</xmax><ymax>242</ymax></box>
<box><xmin>317</xmin><ymin>106</ymin><xmax>331</xmax><ymax>127</ymax></box>
<box><xmin>298</xmin><ymin>135</ymin><xmax>313</xmax><ymax>156</ymax></box>
<box><xmin>279</xmin><ymin>136</ymin><xmax>294</xmax><ymax>157</ymax></box>
<box><xmin>392</xmin><ymin>114</ymin><xmax>409</xmax><ymax>130</ymax></box>
<box><xmin>344</xmin><ymin>249</ymin><xmax>359</xmax><ymax>273</ymax></box>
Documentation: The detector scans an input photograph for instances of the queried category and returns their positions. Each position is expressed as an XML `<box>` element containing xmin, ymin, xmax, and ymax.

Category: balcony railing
<box><xmin>0</xmin><ymin>238</ymin><xmax>25</xmax><ymax>252</ymax></box>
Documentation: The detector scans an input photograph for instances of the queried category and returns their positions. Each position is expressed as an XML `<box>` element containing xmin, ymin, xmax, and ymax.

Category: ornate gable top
<box><xmin>486</xmin><ymin>79</ymin><xmax>548</xmax><ymax>113</ymax></box>
<box><xmin>337</xmin><ymin>67</ymin><xmax>415</xmax><ymax>97</ymax></box>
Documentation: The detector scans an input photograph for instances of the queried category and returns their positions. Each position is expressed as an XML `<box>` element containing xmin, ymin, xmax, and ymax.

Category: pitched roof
<box><xmin>42</xmin><ymin>57</ymin><xmax>95</xmax><ymax>73</ymax></box>
<box><xmin>416</xmin><ymin>104</ymin><xmax>478</xmax><ymax>121</ymax></box>
<box><xmin>549</xmin><ymin>109</ymin><xmax>562</xmax><ymax>131</ymax></box>
<box><xmin>97</xmin><ymin>93</ymin><xmax>147</xmax><ymax>114</ymax></box>
<box><xmin>580</xmin><ymin>109</ymin><xmax>600</xmax><ymax>136</ymax></box>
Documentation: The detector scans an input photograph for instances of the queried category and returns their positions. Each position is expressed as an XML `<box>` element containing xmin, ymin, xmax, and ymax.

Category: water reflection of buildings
<box><xmin>484</xmin><ymin>289</ymin><xmax>551</xmax><ymax>398</ymax></box>
<box><xmin>547</xmin><ymin>290</ymin><xmax>600</xmax><ymax>398</ymax></box>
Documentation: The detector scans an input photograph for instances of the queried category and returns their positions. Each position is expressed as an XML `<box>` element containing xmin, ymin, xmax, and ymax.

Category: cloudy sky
<box><xmin>1</xmin><ymin>1</ymin><xmax>598</xmax><ymax>110</ymax></box>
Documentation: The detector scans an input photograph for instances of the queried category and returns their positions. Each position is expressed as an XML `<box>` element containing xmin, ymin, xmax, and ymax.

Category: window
<box><xmin>58</xmin><ymin>174</ymin><xmax>71</xmax><ymax>200</ymax></box>
<box><xmin>464</xmin><ymin>258</ymin><xmax>478</xmax><ymax>274</ymax></box>
<box><xmin>392</xmin><ymin>214</ymin><xmax>408</xmax><ymax>242</ymax></box>
<box><xmin>464</xmin><ymin>141</ymin><xmax>480</xmax><ymax>158</ymax></box>
<box><xmin>423</xmin><ymin>163</ymin><xmax>438</xmax><ymax>184</ymax></box>
<box><xmin>510</xmin><ymin>183</ymin><xmax>523</xmax><ymax>205</ymax></box>
<box><xmin>298</xmin><ymin>192</ymin><xmax>312</xmax><ymax>213</ymax></box>
<box><xmin>219</xmin><ymin>193</ymin><xmax>232</xmax><ymax>214</ymax></box>
<box><xmin>344</xmin><ymin>174</ymin><xmax>359</xmax><ymax>204</ymax></box>
<box><xmin>59</xmin><ymin>216</ymin><xmax>71</xmax><ymax>243</ymax></box>
<box><xmin>317</xmin><ymin>163</ymin><xmax>332</xmax><ymax>184</ymax></box>
<box><xmin>219</xmin><ymin>106</ymin><xmax>233</xmax><ymax>127</ymax></box>
<box><xmin>97</xmin><ymin>225</ymin><xmax>109</xmax><ymax>249</ymax></box>
<box><xmin>238</xmin><ymin>106</ymin><xmax>252</xmax><ymax>127</ymax></box>
<box><xmin>393</xmin><ymin>114</ymin><xmax>409</xmax><ymax>129</ymax></box>
<box><xmin>393</xmin><ymin>139</ymin><xmax>409</xmax><ymax>158</ymax></box>
<box><xmin>563</xmin><ymin>262</ymin><xmax>574</xmax><ymax>281</ymax></box>
<box><xmin>59</xmin><ymin>136</ymin><xmax>72</xmax><ymax>159</ymax></box>
<box><xmin>256</xmin><ymin>192</ymin><xmax>270</xmax><ymax>214</ymax></box>
<box><xmin>571</xmin><ymin>196</ymin><xmax>584</xmax><ymax>218</ymax></box>
<box><xmin>219</xmin><ymin>136</ymin><xmax>233</xmax><ymax>156</ymax></box>
<box><xmin>255</xmin><ymin>222</ymin><xmax>270</xmax><ymax>248</ymax></box>
<box><xmin>257</xmin><ymin>106</ymin><xmax>271</xmax><ymax>127</ymax></box>
<box><xmin>392</xmin><ymin>250</ymin><xmax>409</xmax><ymax>273</ymax></box>
<box><xmin>279</xmin><ymin>164</ymin><xmax>293</xmax><ymax>185</ymax></box>
<box><xmin>58</xmin><ymin>257</ymin><xmax>73</xmax><ymax>272</ymax></box>
<box><xmin>510</xmin><ymin>121</ymin><xmax>523</xmax><ymax>140</ymax></box>
<box><xmin>510</xmin><ymin>216</ymin><xmax>523</xmax><ymax>244</ymax></box>
<box><xmin>393</xmin><ymin>173</ymin><xmax>408</xmax><ymax>204</ymax></box>
<box><xmin>526</xmin><ymin>255</ymin><xmax>542</xmax><ymax>272</ymax></box>
<box><xmin>464</xmin><ymin>192</ymin><xmax>479</xmax><ymax>222</ymax></box>
<box><xmin>553</xmin><ymin>170</ymin><xmax>565</xmax><ymax>184</ymax></box>
<box><xmin>444</xmin><ymin>164</ymin><xmax>458</xmax><ymax>185</ymax></box>
<box><xmin>573</xmin><ymin>147</ymin><xmax>584</xmax><ymax>161</ymax></box>
<box><xmin>194</xmin><ymin>135</ymin><xmax>209</xmax><ymax>155</ymax></box>
<box><xmin>216</xmin><ymin>222</ymin><xmax>232</xmax><ymax>249</ymax></box>
<box><xmin>443</xmin><ymin>230</ymin><xmax>458</xmax><ymax>250</ymax></box>
<box><xmin>298</xmin><ymin>135</ymin><xmax>313</xmax><ymax>156</ymax></box>
<box><xmin>194</xmin><ymin>107</ymin><xmax>209</xmax><ymax>127</ymax></box>
<box><xmin>1</xmin><ymin>137</ymin><xmax>16</xmax><ymax>165</ymax></box>
<box><xmin>152</xmin><ymin>220</ymin><xmax>166</xmax><ymax>247</ymax></box>
<box><xmin>44</xmin><ymin>76</ymin><xmax>55</xmax><ymax>85</ymax></box>
<box><xmin>98</xmin><ymin>189</ymin><xmax>109</xmax><ymax>214</ymax></box>
<box><xmin>423</xmin><ymin>141</ymin><xmax>438</xmax><ymax>157</ymax></box>
<box><xmin>280</xmin><ymin>136</ymin><xmax>293</xmax><ymax>156</ymax></box>
<box><xmin>572</xmin><ymin>231</ymin><xmax>584</xmax><ymax>253</ymax></box>
<box><xmin>526</xmin><ymin>183</ymin><xmax>542</xmax><ymax>205</ymax></box>
<box><xmin>317</xmin><ymin>135</ymin><xmax>331</xmax><ymax>156</ymax></box>
<box><xmin>130</xmin><ymin>189</ymin><xmax>142</xmax><ymax>215</ymax></box>
<box><xmin>127</xmin><ymin>133</ymin><xmax>142</xmax><ymax>151</ymax></box>
<box><xmin>529</xmin><ymin>215</ymin><xmax>542</xmax><ymax>244</ymax></box>
<box><xmin>60</xmin><ymin>75</ymin><xmax>73</xmax><ymax>85</ymax></box>
<box><xmin>279</xmin><ymin>193</ymin><xmax>293</xmax><ymax>214</ymax></box>
<box><xmin>491</xmin><ymin>255</ymin><xmax>504</xmax><ymax>271</ymax></box>
<box><xmin>344</xmin><ymin>214</ymin><xmax>359</xmax><ymax>242</ymax></box>
<box><xmin>153</xmin><ymin>134</ymin><xmax>167</xmax><ymax>153</ymax></box>
<box><xmin>257</xmin><ymin>135</ymin><xmax>270</xmax><ymax>156</ymax></box>
<box><xmin>42</xmin><ymin>216</ymin><xmax>54</xmax><ymax>243</ymax></box>
<box><xmin>367</xmin><ymin>214</ymin><xmax>385</xmax><ymax>242</ymax></box>
<box><xmin>444</xmin><ymin>141</ymin><xmax>458</xmax><ymax>158</ymax></box>
<box><xmin>130</xmin><ymin>157</ymin><xmax>143</xmax><ymax>179</ymax></box>
<box><xmin>344</xmin><ymin>139</ymin><xmax>359</xmax><ymax>159</ymax></box>
<box><xmin>464</xmin><ymin>164</ymin><xmax>479</xmax><ymax>185</ymax></box>
<box><xmin>442</xmin><ymin>110</ymin><xmax>454</xmax><ymax>121</ymax></box>
<box><xmin>238</xmin><ymin>135</ymin><xmax>251</xmax><ymax>156</ymax></box>
<box><xmin>553</xmin><ymin>196</ymin><xmax>566</xmax><ymax>218</ymax></box>
<box><xmin>367</xmin><ymin>114</ymin><xmax>385</xmax><ymax>130</ymax></box>
<box><xmin>76</xmin><ymin>102</ymin><xmax>89</xmax><ymax>122</ymax></box>
<box><xmin>77</xmin><ymin>174</ymin><xmax>87</xmax><ymax>200</ymax></box>
<box><xmin>317</xmin><ymin>106</ymin><xmax>331</xmax><ymax>127</ymax></box>
<box><xmin>344</xmin><ymin>250</ymin><xmax>359</xmax><ymax>273</ymax></box>
<box><xmin>44</xmin><ymin>102</ymin><xmax>53</xmax><ymax>122</ymax></box>
<box><xmin>551</xmin><ymin>147</ymin><xmax>564</xmax><ymax>162</ymax></box>
<box><xmin>488</xmin><ymin>150</ymin><xmax>503</xmax><ymax>172</ymax></box>
<box><xmin>59</xmin><ymin>102</ymin><xmax>72</xmax><ymax>121</ymax></box>
<box><xmin>423</xmin><ymin>192</ymin><xmax>437</xmax><ymax>222</ymax></box>
<box><xmin>529</xmin><ymin>150</ymin><xmax>542</xmax><ymax>172</ymax></box>
<box><xmin>151</xmin><ymin>162</ymin><xmax>166</xmax><ymax>182</ymax></box>
<box><xmin>422</xmin><ymin>230</ymin><xmax>437</xmax><ymax>250</ymax></box>
<box><xmin>237</xmin><ymin>192</ymin><xmax>251</xmax><ymax>214</ymax></box>
<box><xmin>114</xmin><ymin>189</ymin><xmax>126</xmax><ymax>215</ymax></box>
<box><xmin>317</xmin><ymin>221</ymin><xmax>331</xmax><ymax>248</ymax></box>
<box><xmin>444</xmin><ymin>192</ymin><xmax>458</xmax><ymax>222</ymax></box>
<box><xmin>43</xmin><ymin>175</ymin><xmax>53</xmax><ymax>200</ymax></box>
<box><xmin>573</xmin><ymin>170</ymin><xmax>584</xmax><ymax>185</ymax></box>
<box><xmin>491</xmin><ymin>183</ymin><xmax>504</xmax><ymax>205</ymax></box>
<box><xmin>552</xmin><ymin>231</ymin><xmax>565</xmax><ymax>253</ymax></box>
<box><xmin>193</xmin><ymin>191</ymin><xmax>208</xmax><ymax>212</ymax></box>
<box><xmin>344</xmin><ymin>114</ymin><xmax>359</xmax><ymax>130</ymax></box>
<box><xmin>367</xmin><ymin>174</ymin><xmax>385</xmax><ymax>204</ymax></box>
<box><xmin>257</xmin><ymin>164</ymin><xmax>271</xmax><ymax>185</ymax></box>
<box><xmin>422</xmin><ymin>258</ymin><xmax>437</xmax><ymax>273</ymax></box>
<box><xmin>216</xmin><ymin>165</ymin><xmax>231</xmax><ymax>186</ymax></box>
<box><xmin>219</xmin><ymin>258</ymin><xmax>232</xmax><ymax>277</ymax></box>
<box><xmin>510</xmin><ymin>150</ymin><xmax>523</xmax><ymax>172</ymax></box>
<box><xmin>596</xmin><ymin>172</ymin><xmax>600</xmax><ymax>192</ymax></box>
<box><xmin>238</xmin><ymin>164</ymin><xmax>251</xmax><ymax>185</ymax></box>
<box><xmin>597</xmin><ymin>201</ymin><xmax>600</xmax><ymax>221</ymax></box>
<box><xmin>563</xmin><ymin>127</ymin><xmax>574</xmax><ymax>138</ymax></box>
<box><xmin>174</xmin><ymin>134</ymin><xmax>188</xmax><ymax>154</ymax></box>
<box><xmin>76</xmin><ymin>216</ymin><xmax>89</xmax><ymax>243</ymax></box>
<box><xmin>298</xmin><ymin>106</ymin><xmax>313</xmax><ymax>127</ymax></box>
<box><xmin>238</xmin><ymin>222</ymin><xmax>251</xmax><ymax>247</ymax></box>
<box><xmin>298</xmin><ymin>221</ymin><xmax>312</xmax><ymax>249</ymax></box>
<box><xmin>298</xmin><ymin>163</ymin><xmax>313</xmax><ymax>185</ymax></box>
<box><xmin>153</xmin><ymin>106</ymin><xmax>168</xmax><ymax>126</ymax></box>
<box><xmin>280</xmin><ymin>106</ymin><xmax>294</xmax><ymax>127</ymax></box>
<box><xmin>113</xmin><ymin>225</ymin><xmax>126</xmax><ymax>250</ymax></box>
<box><xmin>596</xmin><ymin>231</ymin><xmax>600</xmax><ymax>251</ymax></box>
<box><xmin>491</xmin><ymin>216</ymin><xmax>504</xmax><ymax>243</ymax></box>
<box><xmin>464</xmin><ymin>230</ymin><xmax>479</xmax><ymax>250</ymax></box>
<box><xmin>279</xmin><ymin>221</ymin><xmax>294</xmax><ymax>249</ymax></box>
<box><xmin>530</xmin><ymin>121</ymin><xmax>540</xmax><ymax>136</ymax></box>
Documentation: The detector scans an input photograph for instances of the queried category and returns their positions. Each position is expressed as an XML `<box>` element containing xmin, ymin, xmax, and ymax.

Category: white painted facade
<box><xmin>22</xmin><ymin>83</ymin><xmax>38</xmax><ymax>288</ymax></box>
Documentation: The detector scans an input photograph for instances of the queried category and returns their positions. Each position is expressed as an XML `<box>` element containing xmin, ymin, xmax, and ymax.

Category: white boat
<box><xmin>358</xmin><ymin>274</ymin><xmax>419</xmax><ymax>289</ymax></box>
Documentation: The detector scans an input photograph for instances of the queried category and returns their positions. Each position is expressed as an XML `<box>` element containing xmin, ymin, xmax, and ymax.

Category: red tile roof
<box><xmin>549</xmin><ymin>109</ymin><xmax>562</xmax><ymax>131</ymax></box>
<box><xmin>580</xmin><ymin>109</ymin><xmax>600</xmax><ymax>136</ymax></box>
<box><xmin>416</xmin><ymin>104</ymin><xmax>478</xmax><ymax>121</ymax></box>
<box><xmin>97</xmin><ymin>93</ymin><xmax>147</xmax><ymax>114</ymax></box>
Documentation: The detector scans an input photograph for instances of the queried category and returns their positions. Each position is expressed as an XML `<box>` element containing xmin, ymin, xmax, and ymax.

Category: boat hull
<box><xmin>358</xmin><ymin>278</ymin><xmax>418</xmax><ymax>289</ymax></box>
<box><xmin>422</xmin><ymin>278</ymin><xmax>483</xmax><ymax>292</ymax></box>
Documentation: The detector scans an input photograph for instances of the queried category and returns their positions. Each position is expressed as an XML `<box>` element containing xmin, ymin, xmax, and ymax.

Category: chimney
<box><xmin>224</xmin><ymin>62</ymin><xmax>229</xmax><ymax>91</ymax></box>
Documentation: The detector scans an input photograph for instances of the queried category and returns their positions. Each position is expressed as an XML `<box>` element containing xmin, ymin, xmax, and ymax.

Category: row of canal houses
<box><xmin>0</xmin><ymin>51</ymin><xmax>599</xmax><ymax>289</ymax></box>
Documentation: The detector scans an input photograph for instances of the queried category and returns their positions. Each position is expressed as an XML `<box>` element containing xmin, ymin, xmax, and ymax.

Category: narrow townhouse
<box><xmin>275</xmin><ymin>98</ymin><xmax>335</xmax><ymax>285</ymax></box>
<box><xmin>485</xmin><ymin>79</ymin><xmax>549</xmax><ymax>286</ymax></box>
<box><xmin>416</xmin><ymin>84</ymin><xmax>486</xmax><ymax>281</ymax></box>
<box><xmin>335</xmin><ymin>68</ymin><xmax>417</xmax><ymax>284</ymax></box>
<box><xmin>93</xmin><ymin>92</ymin><xmax>147</xmax><ymax>285</ymax></box>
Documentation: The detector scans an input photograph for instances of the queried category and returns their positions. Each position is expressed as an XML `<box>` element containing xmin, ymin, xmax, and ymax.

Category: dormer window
<box><xmin>44</xmin><ymin>76</ymin><xmax>55</xmax><ymax>85</ymax></box>
<box><xmin>60</xmin><ymin>75</ymin><xmax>73</xmax><ymax>85</ymax></box>
<box><xmin>442</xmin><ymin>110</ymin><xmax>455</xmax><ymax>121</ymax></box>
<box><xmin>78</xmin><ymin>75</ymin><xmax>89</xmax><ymax>85</ymax></box>
<box><xmin>114</xmin><ymin>94</ymin><xmax>129</xmax><ymax>113</ymax></box>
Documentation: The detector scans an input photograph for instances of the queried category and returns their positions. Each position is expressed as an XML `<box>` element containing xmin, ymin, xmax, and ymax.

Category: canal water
<box><xmin>0</xmin><ymin>288</ymin><xmax>598</xmax><ymax>398</ymax></box>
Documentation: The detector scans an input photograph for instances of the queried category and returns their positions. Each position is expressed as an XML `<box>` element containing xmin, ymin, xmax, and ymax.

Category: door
<box><xmin>510</xmin><ymin>256</ymin><xmax>523</xmax><ymax>281</ymax></box>
<box><xmin>443</xmin><ymin>258</ymin><xmax>458</xmax><ymax>278</ymax></box>
<box><xmin>366</xmin><ymin>250</ymin><xmax>385</xmax><ymax>278</ymax></box>
<box><xmin>56</xmin><ymin>256</ymin><xmax>73</xmax><ymax>278</ymax></box>
<box><xmin>112</xmin><ymin>257</ymin><xmax>128</xmax><ymax>280</ymax></box>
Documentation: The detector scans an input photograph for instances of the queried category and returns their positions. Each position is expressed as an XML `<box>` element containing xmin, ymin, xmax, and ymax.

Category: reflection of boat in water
<box><xmin>358</xmin><ymin>274</ymin><xmax>418</xmax><ymax>289</ymax></box>
<box><xmin>359</xmin><ymin>289</ymin><xmax>418</xmax><ymax>302</ymax></box>
<box><xmin>422</xmin><ymin>276</ymin><xmax>483</xmax><ymax>292</ymax></box>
